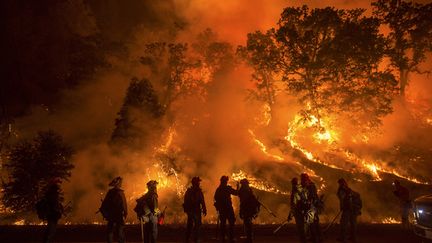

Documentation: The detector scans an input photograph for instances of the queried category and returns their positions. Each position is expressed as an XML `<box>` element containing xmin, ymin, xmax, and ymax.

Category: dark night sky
<box><xmin>0</xmin><ymin>0</ymin><xmax>184</xmax><ymax>117</ymax></box>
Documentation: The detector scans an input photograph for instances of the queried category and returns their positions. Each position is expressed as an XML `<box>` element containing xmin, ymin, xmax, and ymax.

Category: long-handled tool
<box><xmin>140</xmin><ymin>217</ymin><xmax>144</xmax><ymax>243</ymax></box>
<box><xmin>323</xmin><ymin>210</ymin><xmax>341</xmax><ymax>234</ymax></box>
<box><xmin>215</xmin><ymin>212</ymin><xmax>220</xmax><ymax>240</ymax></box>
<box><xmin>273</xmin><ymin>212</ymin><xmax>293</xmax><ymax>234</ymax></box>
<box><xmin>259</xmin><ymin>201</ymin><xmax>278</xmax><ymax>218</ymax></box>
<box><xmin>273</xmin><ymin>220</ymin><xmax>290</xmax><ymax>234</ymax></box>
<box><xmin>62</xmin><ymin>201</ymin><xmax>72</xmax><ymax>217</ymax></box>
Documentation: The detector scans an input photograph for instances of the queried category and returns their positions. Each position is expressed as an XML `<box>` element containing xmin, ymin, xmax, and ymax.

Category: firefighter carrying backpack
<box><xmin>134</xmin><ymin>196</ymin><xmax>146</xmax><ymax>218</ymax></box>
<box><xmin>350</xmin><ymin>190</ymin><xmax>362</xmax><ymax>215</ymax></box>
<box><xmin>251</xmin><ymin>195</ymin><xmax>261</xmax><ymax>218</ymax></box>
<box><xmin>99</xmin><ymin>188</ymin><xmax>122</xmax><ymax>220</ymax></box>
<box><xmin>244</xmin><ymin>194</ymin><xmax>261</xmax><ymax>219</ymax></box>
<box><xmin>315</xmin><ymin>194</ymin><xmax>325</xmax><ymax>214</ymax></box>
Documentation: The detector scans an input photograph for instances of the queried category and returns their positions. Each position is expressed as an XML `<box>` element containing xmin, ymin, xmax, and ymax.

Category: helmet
<box><xmin>109</xmin><ymin>176</ymin><xmax>123</xmax><ymax>187</ymax></box>
<box><xmin>338</xmin><ymin>178</ymin><xmax>347</xmax><ymax>187</ymax></box>
<box><xmin>291</xmin><ymin>177</ymin><xmax>298</xmax><ymax>185</ymax></box>
<box><xmin>220</xmin><ymin>176</ymin><xmax>229</xmax><ymax>183</ymax></box>
<box><xmin>300</xmin><ymin>173</ymin><xmax>310</xmax><ymax>184</ymax></box>
<box><xmin>240</xmin><ymin>178</ymin><xmax>249</xmax><ymax>185</ymax></box>
<box><xmin>147</xmin><ymin>180</ymin><xmax>158</xmax><ymax>187</ymax></box>
<box><xmin>191</xmin><ymin>176</ymin><xmax>202</xmax><ymax>185</ymax></box>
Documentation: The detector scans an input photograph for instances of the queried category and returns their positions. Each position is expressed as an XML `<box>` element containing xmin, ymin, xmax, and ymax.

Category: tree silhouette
<box><xmin>139</xmin><ymin>42</ymin><xmax>208</xmax><ymax>113</ymax></box>
<box><xmin>111</xmin><ymin>29</ymin><xmax>236</xmax><ymax>149</ymax></box>
<box><xmin>2</xmin><ymin>131</ymin><xmax>73</xmax><ymax>212</ymax></box>
<box><xmin>373</xmin><ymin>0</ymin><xmax>432</xmax><ymax>97</ymax></box>
<box><xmin>110</xmin><ymin>78</ymin><xmax>164</xmax><ymax>148</ymax></box>
<box><xmin>192</xmin><ymin>28</ymin><xmax>235</xmax><ymax>76</ymax></box>
<box><xmin>243</xmin><ymin>6</ymin><xmax>398</xmax><ymax>130</ymax></box>
<box><xmin>237</xmin><ymin>30</ymin><xmax>280</xmax><ymax>106</ymax></box>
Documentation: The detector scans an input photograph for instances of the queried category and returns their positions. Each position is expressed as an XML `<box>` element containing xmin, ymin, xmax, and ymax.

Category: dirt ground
<box><xmin>0</xmin><ymin>223</ymin><xmax>429</xmax><ymax>243</ymax></box>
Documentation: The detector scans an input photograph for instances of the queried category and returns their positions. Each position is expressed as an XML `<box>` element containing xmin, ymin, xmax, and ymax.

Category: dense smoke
<box><xmin>3</xmin><ymin>0</ymin><xmax>432</xmax><ymax>224</ymax></box>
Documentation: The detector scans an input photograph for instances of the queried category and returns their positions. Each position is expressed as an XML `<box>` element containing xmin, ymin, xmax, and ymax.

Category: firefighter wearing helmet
<box><xmin>300</xmin><ymin>173</ymin><xmax>321</xmax><ymax>243</ymax></box>
<box><xmin>99</xmin><ymin>176</ymin><xmax>127</xmax><ymax>243</ymax></box>
<box><xmin>183</xmin><ymin>176</ymin><xmax>207</xmax><ymax>243</ymax></box>
<box><xmin>290</xmin><ymin>177</ymin><xmax>307</xmax><ymax>243</ymax></box>
<box><xmin>214</xmin><ymin>175</ymin><xmax>238</xmax><ymax>243</ymax></box>
<box><xmin>238</xmin><ymin>178</ymin><xmax>260</xmax><ymax>243</ymax></box>
<box><xmin>337</xmin><ymin>178</ymin><xmax>362</xmax><ymax>243</ymax></box>
<box><xmin>142</xmin><ymin>180</ymin><xmax>159</xmax><ymax>243</ymax></box>
<box><xmin>392</xmin><ymin>180</ymin><xmax>411</xmax><ymax>229</ymax></box>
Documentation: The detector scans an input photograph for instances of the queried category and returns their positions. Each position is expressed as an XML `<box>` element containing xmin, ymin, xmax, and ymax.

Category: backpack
<box><xmin>240</xmin><ymin>192</ymin><xmax>261</xmax><ymax>219</ymax></box>
<box><xmin>350</xmin><ymin>191</ymin><xmax>362</xmax><ymax>215</ymax></box>
<box><xmin>99</xmin><ymin>189</ymin><xmax>123</xmax><ymax>220</ymax></box>
<box><xmin>183</xmin><ymin>188</ymin><xmax>202</xmax><ymax>213</ymax></box>
<box><xmin>315</xmin><ymin>194</ymin><xmax>325</xmax><ymax>214</ymax></box>
<box><xmin>250</xmin><ymin>195</ymin><xmax>261</xmax><ymax>218</ymax></box>
<box><xmin>134</xmin><ymin>196</ymin><xmax>146</xmax><ymax>218</ymax></box>
<box><xmin>36</xmin><ymin>198</ymin><xmax>48</xmax><ymax>220</ymax></box>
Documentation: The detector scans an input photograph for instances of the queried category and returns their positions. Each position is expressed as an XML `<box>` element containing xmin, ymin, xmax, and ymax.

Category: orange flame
<box><xmin>248</xmin><ymin>129</ymin><xmax>284</xmax><ymax>161</ymax></box>
<box><xmin>381</xmin><ymin>217</ymin><xmax>400</xmax><ymax>224</ymax></box>
<box><xmin>231</xmin><ymin>170</ymin><xmax>289</xmax><ymax>195</ymax></box>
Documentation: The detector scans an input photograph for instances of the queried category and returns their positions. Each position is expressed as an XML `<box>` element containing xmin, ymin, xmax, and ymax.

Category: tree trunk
<box><xmin>263</xmin><ymin>72</ymin><xmax>274</xmax><ymax>107</ymax></box>
<box><xmin>399</xmin><ymin>69</ymin><xmax>409</xmax><ymax>97</ymax></box>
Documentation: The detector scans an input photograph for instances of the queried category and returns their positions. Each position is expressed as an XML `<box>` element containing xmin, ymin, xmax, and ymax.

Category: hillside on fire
<box><xmin>1</xmin><ymin>0</ymin><xmax>432</xmax><ymax>225</ymax></box>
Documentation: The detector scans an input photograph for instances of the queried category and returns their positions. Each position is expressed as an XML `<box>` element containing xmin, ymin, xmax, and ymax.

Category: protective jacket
<box><xmin>238</xmin><ymin>185</ymin><xmax>260</xmax><ymax>219</ymax></box>
<box><xmin>214</xmin><ymin>185</ymin><xmax>237</xmax><ymax>213</ymax></box>
<box><xmin>184</xmin><ymin>186</ymin><xmax>206</xmax><ymax>214</ymax></box>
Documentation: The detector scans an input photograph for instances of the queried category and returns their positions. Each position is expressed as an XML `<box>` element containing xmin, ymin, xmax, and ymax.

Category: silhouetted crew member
<box><xmin>42</xmin><ymin>180</ymin><xmax>64</xmax><ymax>243</ymax></box>
<box><xmin>300</xmin><ymin>173</ymin><xmax>321</xmax><ymax>243</ymax></box>
<box><xmin>337</xmin><ymin>178</ymin><xmax>361</xmax><ymax>243</ymax></box>
<box><xmin>184</xmin><ymin>176</ymin><xmax>207</xmax><ymax>243</ymax></box>
<box><xmin>290</xmin><ymin>177</ymin><xmax>307</xmax><ymax>243</ymax></box>
<box><xmin>214</xmin><ymin>175</ymin><xmax>238</xmax><ymax>243</ymax></box>
<box><xmin>238</xmin><ymin>179</ymin><xmax>260</xmax><ymax>243</ymax></box>
<box><xmin>142</xmin><ymin>180</ymin><xmax>159</xmax><ymax>243</ymax></box>
<box><xmin>393</xmin><ymin>180</ymin><xmax>411</xmax><ymax>228</ymax></box>
<box><xmin>101</xmin><ymin>176</ymin><xmax>127</xmax><ymax>243</ymax></box>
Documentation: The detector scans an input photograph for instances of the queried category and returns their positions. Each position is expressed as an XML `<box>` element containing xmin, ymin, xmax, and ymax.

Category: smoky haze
<box><xmin>3</xmin><ymin>0</ymin><xmax>432</xmax><ymax>224</ymax></box>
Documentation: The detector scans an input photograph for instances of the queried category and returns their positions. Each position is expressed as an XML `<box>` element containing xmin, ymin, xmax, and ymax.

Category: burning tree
<box><xmin>373</xmin><ymin>0</ymin><xmax>432</xmax><ymax>97</ymax></box>
<box><xmin>2</xmin><ymin>131</ymin><xmax>73</xmax><ymax>212</ymax></box>
<box><xmin>192</xmin><ymin>28</ymin><xmax>236</xmax><ymax>77</ymax></box>
<box><xmin>237</xmin><ymin>30</ymin><xmax>281</xmax><ymax>107</ymax></box>
<box><xmin>111</xmin><ymin>42</ymin><xmax>203</xmax><ymax>149</ymax></box>
<box><xmin>243</xmin><ymin>6</ymin><xmax>398</xmax><ymax>132</ymax></box>
<box><xmin>112</xmin><ymin>29</ymin><xmax>235</xmax><ymax>149</ymax></box>
<box><xmin>138</xmin><ymin>29</ymin><xmax>235</xmax><ymax>116</ymax></box>
<box><xmin>111</xmin><ymin>78</ymin><xmax>164</xmax><ymax>149</ymax></box>
<box><xmin>139</xmin><ymin>42</ymin><xmax>205</xmax><ymax>114</ymax></box>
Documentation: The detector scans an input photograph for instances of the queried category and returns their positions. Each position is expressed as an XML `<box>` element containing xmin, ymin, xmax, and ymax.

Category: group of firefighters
<box><xmin>38</xmin><ymin>174</ymin><xmax>412</xmax><ymax>243</ymax></box>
